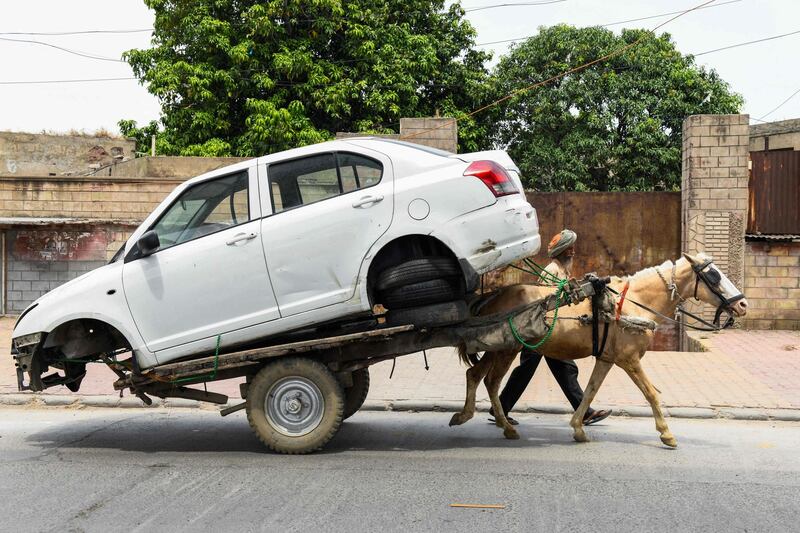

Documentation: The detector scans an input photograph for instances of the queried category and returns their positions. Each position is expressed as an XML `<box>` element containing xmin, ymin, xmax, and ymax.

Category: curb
<box><xmin>3</xmin><ymin>393</ymin><xmax>800</xmax><ymax>422</ymax></box>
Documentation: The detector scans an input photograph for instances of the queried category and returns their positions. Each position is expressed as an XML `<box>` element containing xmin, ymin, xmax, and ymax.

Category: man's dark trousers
<box><xmin>498</xmin><ymin>347</ymin><xmax>592</xmax><ymax>416</ymax></box>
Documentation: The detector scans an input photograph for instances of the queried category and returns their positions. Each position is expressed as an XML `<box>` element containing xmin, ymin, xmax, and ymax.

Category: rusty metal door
<box><xmin>748</xmin><ymin>151</ymin><xmax>800</xmax><ymax>235</ymax></box>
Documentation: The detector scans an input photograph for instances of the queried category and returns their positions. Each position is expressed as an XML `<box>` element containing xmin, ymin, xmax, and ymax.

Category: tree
<box><xmin>122</xmin><ymin>0</ymin><xmax>491</xmax><ymax>156</ymax></box>
<box><xmin>487</xmin><ymin>25</ymin><xmax>743</xmax><ymax>191</ymax></box>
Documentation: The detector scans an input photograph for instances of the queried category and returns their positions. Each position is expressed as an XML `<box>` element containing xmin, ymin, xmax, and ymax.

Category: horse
<box><xmin>449</xmin><ymin>253</ymin><xmax>748</xmax><ymax>447</ymax></box>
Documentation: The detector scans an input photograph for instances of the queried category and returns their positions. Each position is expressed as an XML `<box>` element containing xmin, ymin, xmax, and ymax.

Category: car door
<box><xmin>260</xmin><ymin>150</ymin><xmax>393</xmax><ymax>317</ymax></box>
<box><xmin>122</xmin><ymin>166</ymin><xmax>280</xmax><ymax>354</ymax></box>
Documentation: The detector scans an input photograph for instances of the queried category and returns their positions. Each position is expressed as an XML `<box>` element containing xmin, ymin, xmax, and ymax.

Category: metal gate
<box><xmin>748</xmin><ymin>151</ymin><xmax>800</xmax><ymax>235</ymax></box>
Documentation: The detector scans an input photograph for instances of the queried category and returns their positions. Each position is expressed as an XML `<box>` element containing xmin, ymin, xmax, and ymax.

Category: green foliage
<box><xmin>488</xmin><ymin>25</ymin><xmax>743</xmax><ymax>191</ymax></box>
<box><xmin>122</xmin><ymin>0</ymin><xmax>490</xmax><ymax>156</ymax></box>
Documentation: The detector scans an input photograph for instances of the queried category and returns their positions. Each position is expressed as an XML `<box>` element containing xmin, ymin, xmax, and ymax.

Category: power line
<box><xmin>465</xmin><ymin>0</ymin><xmax>566</xmax><ymax>13</ymax></box>
<box><xmin>0</xmin><ymin>28</ymin><xmax>152</xmax><ymax>36</ymax></box>
<box><xmin>0</xmin><ymin>35</ymin><xmax>125</xmax><ymax>62</ymax></box>
<box><xmin>0</xmin><ymin>77</ymin><xmax>136</xmax><ymax>85</ymax></box>
<box><xmin>475</xmin><ymin>0</ymin><xmax>742</xmax><ymax>46</ymax></box>
<box><xmin>694</xmin><ymin>28</ymin><xmax>800</xmax><ymax>56</ymax></box>
<box><xmin>755</xmin><ymin>87</ymin><xmax>800</xmax><ymax>121</ymax></box>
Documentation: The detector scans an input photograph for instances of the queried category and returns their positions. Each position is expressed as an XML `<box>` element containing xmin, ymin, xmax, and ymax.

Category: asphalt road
<box><xmin>1</xmin><ymin>407</ymin><xmax>798</xmax><ymax>533</ymax></box>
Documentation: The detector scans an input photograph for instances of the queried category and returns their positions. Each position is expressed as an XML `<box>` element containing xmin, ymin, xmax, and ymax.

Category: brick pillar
<box><xmin>681</xmin><ymin>114</ymin><xmax>749</xmax><ymax>323</ymax></box>
<box><xmin>400</xmin><ymin>117</ymin><xmax>458</xmax><ymax>153</ymax></box>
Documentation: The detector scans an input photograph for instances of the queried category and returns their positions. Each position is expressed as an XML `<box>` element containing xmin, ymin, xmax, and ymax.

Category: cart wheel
<box><xmin>246</xmin><ymin>357</ymin><xmax>344</xmax><ymax>454</ymax></box>
<box><xmin>342</xmin><ymin>368</ymin><xmax>370</xmax><ymax>420</ymax></box>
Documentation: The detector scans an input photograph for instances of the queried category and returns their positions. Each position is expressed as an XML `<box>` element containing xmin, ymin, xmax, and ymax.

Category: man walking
<box><xmin>491</xmin><ymin>229</ymin><xmax>612</xmax><ymax>426</ymax></box>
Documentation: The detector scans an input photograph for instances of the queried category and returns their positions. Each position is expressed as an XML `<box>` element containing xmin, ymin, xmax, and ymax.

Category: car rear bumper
<box><xmin>433</xmin><ymin>198</ymin><xmax>541</xmax><ymax>275</ymax></box>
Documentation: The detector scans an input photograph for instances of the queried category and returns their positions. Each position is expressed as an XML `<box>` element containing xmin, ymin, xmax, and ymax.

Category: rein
<box><xmin>608</xmin><ymin>261</ymin><xmax>740</xmax><ymax>332</ymax></box>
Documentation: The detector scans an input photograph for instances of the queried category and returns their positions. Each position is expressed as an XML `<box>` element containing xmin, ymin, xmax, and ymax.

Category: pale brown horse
<box><xmin>449</xmin><ymin>253</ymin><xmax>748</xmax><ymax>447</ymax></box>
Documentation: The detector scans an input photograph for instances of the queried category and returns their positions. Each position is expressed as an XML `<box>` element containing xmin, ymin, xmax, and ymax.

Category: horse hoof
<box><xmin>504</xmin><ymin>429</ymin><xmax>520</xmax><ymax>440</ymax></box>
<box><xmin>661</xmin><ymin>435</ymin><xmax>678</xmax><ymax>448</ymax></box>
<box><xmin>449</xmin><ymin>413</ymin><xmax>464</xmax><ymax>427</ymax></box>
<box><xmin>573</xmin><ymin>431</ymin><xmax>590</xmax><ymax>443</ymax></box>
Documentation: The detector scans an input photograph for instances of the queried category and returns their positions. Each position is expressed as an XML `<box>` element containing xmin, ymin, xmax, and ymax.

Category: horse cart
<box><xmin>103</xmin><ymin>276</ymin><xmax>605</xmax><ymax>454</ymax></box>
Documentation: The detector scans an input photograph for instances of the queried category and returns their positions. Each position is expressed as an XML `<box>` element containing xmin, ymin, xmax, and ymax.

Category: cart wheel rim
<box><xmin>265</xmin><ymin>376</ymin><xmax>325</xmax><ymax>437</ymax></box>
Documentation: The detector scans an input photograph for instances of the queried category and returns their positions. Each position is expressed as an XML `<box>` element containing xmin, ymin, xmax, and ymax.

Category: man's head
<box><xmin>547</xmin><ymin>229</ymin><xmax>577</xmax><ymax>260</ymax></box>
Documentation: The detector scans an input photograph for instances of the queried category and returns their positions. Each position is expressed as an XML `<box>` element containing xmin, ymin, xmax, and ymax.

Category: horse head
<box><xmin>682</xmin><ymin>252</ymin><xmax>748</xmax><ymax>320</ymax></box>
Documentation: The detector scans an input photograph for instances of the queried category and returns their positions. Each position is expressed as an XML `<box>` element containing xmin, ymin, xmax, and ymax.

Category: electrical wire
<box><xmin>403</xmin><ymin>0</ymin><xmax>720</xmax><ymax>139</ymax></box>
<box><xmin>0</xmin><ymin>35</ymin><xmax>125</xmax><ymax>62</ymax></box>
<box><xmin>0</xmin><ymin>28</ymin><xmax>152</xmax><ymax>36</ymax></box>
<box><xmin>475</xmin><ymin>0</ymin><xmax>742</xmax><ymax>46</ymax></box>
<box><xmin>694</xmin><ymin>28</ymin><xmax>800</xmax><ymax>56</ymax></box>
<box><xmin>465</xmin><ymin>0</ymin><xmax>566</xmax><ymax>13</ymax></box>
<box><xmin>755</xmin><ymin>87</ymin><xmax>800</xmax><ymax>122</ymax></box>
<box><xmin>0</xmin><ymin>77</ymin><xmax>136</xmax><ymax>85</ymax></box>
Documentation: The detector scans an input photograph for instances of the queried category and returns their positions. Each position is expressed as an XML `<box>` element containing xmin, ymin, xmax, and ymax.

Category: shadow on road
<box><xmin>22</xmin><ymin>410</ymin><xmax>694</xmax><ymax>456</ymax></box>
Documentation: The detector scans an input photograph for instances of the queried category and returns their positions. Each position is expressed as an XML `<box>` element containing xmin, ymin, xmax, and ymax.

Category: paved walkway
<box><xmin>2</xmin><ymin>317</ymin><xmax>799</xmax><ymax>412</ymax></box>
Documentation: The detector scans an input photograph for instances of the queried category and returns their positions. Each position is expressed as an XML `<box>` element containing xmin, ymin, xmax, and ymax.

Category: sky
<box><xmin>1</xmin><ymin>0</ymin><xmax>799</xmax><ymax>135</ymax></box>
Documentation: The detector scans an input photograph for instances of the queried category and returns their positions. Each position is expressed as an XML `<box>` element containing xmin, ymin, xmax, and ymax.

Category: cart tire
<box><xmin>376</xmin><ymin>258</ymin><xmax>461</xmax><ymax>292</ymax></box>
<box><xmin>387</xmin><ymin>300</ymin><xmax>469</xmax><ymax>327</ymax></box>
<box><xmin>246</xmin><ymin>357</ymin><xmax>344</xmax><ymax>454</ymax></box>
<box><xmin>342</xmin><ymin>368</ymin><xmax>370</xmax><ymax>420</ymax></box>
<box><xmin>381</xmin><ymin>278</ymin><xmax>465</xmax><ymax>309</ymax></box>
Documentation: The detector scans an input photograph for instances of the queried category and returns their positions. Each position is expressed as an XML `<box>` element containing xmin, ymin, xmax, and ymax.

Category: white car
<box><xmin>12</xmin><ymin>138</ymin><xmax>540</xmax><ymax>392</ymax></box>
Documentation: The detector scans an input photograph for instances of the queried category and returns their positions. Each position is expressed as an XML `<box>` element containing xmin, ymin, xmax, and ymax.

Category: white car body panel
<box><xmin>13</xmin><ymin>138</ymin><xmax>541</xmax><ymax>374</ymax></box>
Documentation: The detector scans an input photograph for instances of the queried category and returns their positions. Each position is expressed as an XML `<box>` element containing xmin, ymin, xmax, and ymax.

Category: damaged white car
<box><xmin>12</xmin><ymin>138</ymin><xmax>540</xmax><ymax>392</ymax></box>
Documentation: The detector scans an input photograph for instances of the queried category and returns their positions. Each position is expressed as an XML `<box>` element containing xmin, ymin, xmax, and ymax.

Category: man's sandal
<box><xmin>583</xmin><ymin>409</ymin><xmax>612</xmax><ymax>426</ymax></box>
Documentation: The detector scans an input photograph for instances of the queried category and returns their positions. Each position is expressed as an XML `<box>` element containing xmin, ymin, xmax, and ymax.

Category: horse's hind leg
<box><xmin>449</xmin><ymin>355</ymin><xmax>491</xmax><ymax>427</ymax></box>
<box><xmin>570</xmin><ymin>358</ymin><xmax>613</xmax><ymax>443</ymax></box>
<box><xmin>484</xmin><ymin>350</ymin><xmax>520</xmax><ymax>440</ymax></box>
<box><xmin>622</xmin><ymin>358</ymin><xmax>677</xmax><ymax>448</ymax></box>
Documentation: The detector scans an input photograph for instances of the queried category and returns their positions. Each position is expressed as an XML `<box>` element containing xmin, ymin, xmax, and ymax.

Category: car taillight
<box><xmin>463</xmin><ymin>160</ymin><xmax>518</xmax><ymax>197</ymax></box>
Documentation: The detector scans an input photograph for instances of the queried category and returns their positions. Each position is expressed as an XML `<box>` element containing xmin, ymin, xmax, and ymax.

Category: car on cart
<box><xmin>12</xmin><ymin>137</ymin><xmax>541</xmax><ymax>452</ymax></box>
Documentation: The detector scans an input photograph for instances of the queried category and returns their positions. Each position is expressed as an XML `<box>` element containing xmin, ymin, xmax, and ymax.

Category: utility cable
<box><xmin>404</xmin><ymin>0</ymin><xmax>719</xmax><ymax>140</ymax></box>
<box><xmin>465</xmin><ymin>0</ymin><xmax>566</xmax><ymax>13</ymax></box>
<box><xmin>694</xmin><ymin>28</ymin><xmax>800</xmax><ymax>56</ymax></box>
<box><xmin>0</xmin><ymin>35</ymin><xmax>125</xmax><ymax>62</ymax></box>
<box><xmin>0</xmin><ymin>28</ymin><xmax>152</xmax><ymax>36</ymax></box>
<box><xmin>755</xmin><ymin>86</ymin><xmax>800</xmax><ymax>122</ymax></box>
<box><xmin>476</xmin><ymin>0</ymin><xmax>741</xmax><ymax>46</ymax></box>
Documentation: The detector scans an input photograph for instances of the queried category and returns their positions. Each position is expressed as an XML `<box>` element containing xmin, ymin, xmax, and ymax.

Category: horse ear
<box><xmin>682</xmin><ymin>252</ymin><xmax>700</xmax><ymax>265</ymax></box>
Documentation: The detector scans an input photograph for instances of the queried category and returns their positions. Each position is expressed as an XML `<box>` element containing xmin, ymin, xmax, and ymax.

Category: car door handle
<box><xmin>226</xmin><ymin>232</ymin><xmax>258</xmax><ymax>245</ymax></box>
<box><xmin>352</xmin><ymin>195</ymin><xmax>384</xmax><ymax>208</ymax></box>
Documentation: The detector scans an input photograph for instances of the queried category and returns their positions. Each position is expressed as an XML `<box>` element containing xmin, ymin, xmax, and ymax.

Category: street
<box><xmin>1</xmin><ymin>407</ymin><xmax>798</xmax><ymax>532</ymax></box>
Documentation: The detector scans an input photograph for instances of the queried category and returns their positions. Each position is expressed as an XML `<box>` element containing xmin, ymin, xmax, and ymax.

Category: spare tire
<box><xmin>381</xmin><ymin>278</ymin><xmax>465</xmax><ymax>309</ymax></box>
<box><xmin>377</xmin><ymin>258</ymin><xmax>461</xmax><ymax>292</ymax></box>
<box><xmin>387</xmin><ymin>300</ymin><xmax>469</xmax><ymax>327</ymax></box>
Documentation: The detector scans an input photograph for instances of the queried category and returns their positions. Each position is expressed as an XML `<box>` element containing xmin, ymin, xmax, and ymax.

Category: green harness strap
<box><xmin>506</xmin><ymin>259</ymin><xmax>568</xmax><ymax>350</ymax></box>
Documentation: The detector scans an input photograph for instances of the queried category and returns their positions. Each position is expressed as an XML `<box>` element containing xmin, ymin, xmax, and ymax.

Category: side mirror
<box><xmin>137</xmin><ymin>230</ymin><xmax>160</xmax><ymax>257</ymax></box>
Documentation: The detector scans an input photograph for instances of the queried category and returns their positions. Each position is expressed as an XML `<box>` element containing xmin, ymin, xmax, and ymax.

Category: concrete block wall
<box><xmin>0</xmin><ymin>131</ymin><xmax>135</xmax><ymax>176</ymax></box>
<box><xmin>0</xmin><ymin>176</ymin><xmax>181</xmax><ymax>221</ymax></box>
<box><xmin>6</xmin><ymin>258</ymin><xmax>105</xmax><ymax>313</ymax></box>
<box><xmin>742</xmin><ymin>241</ymin><xmax>800</xmax><ymax>330</ymax></box>
<box><xmin>681</xmin><ymin>114</ymin><xmax>750</xmax><ymax>321</ymax></box>
<box><xmin>399</xmin><ymin>118</ymin><xmax>458</xmax><ymax>153</ymax></box>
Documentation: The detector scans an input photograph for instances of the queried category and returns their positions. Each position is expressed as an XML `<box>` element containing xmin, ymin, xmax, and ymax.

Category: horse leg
<box><xmin>483</xmin><ymin>350</ymin><xmax>520</xmax><ymax>440</ymax></box>
<box><xmin>449</xmin><ymin>355</ymin><xmax>492</xmax><ymax>427</ymax></box>
<box><xmin>622</xmin><ymin>358</ymin><xmax>677</xmax><ymax>448</ymax></box>
<box><xmin>569</xmin><ymin>358</ymin><xmax>613</xmax><ymax>443</ymax></box>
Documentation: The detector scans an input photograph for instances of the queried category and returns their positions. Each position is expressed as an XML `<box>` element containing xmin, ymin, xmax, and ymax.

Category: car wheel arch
<box><xmin>42</xmin><ymin>318</ymin><xmax>133</xmax><ymax>360</ymax></box>
<box><xmin>364</xmin><ymin>234</ymin><xmax>461</xmax><ymax>306</ymax></box>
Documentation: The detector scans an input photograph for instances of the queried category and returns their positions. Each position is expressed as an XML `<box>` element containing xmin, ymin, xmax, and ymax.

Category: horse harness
<box><xmin>609</xmin><ymin>260</ymin><xmax>744</xmax><ymax>332</ymax></box>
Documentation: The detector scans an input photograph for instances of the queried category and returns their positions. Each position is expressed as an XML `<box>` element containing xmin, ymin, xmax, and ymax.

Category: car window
<box><xmin>151</xmin><ymin>171</ymin><xmax>250</xmax><ymax>249</ymax></box>
<box><xmin>269</xmin><ymin>152</ymin><xmax>383</xmax><ymax>213</ymax></box>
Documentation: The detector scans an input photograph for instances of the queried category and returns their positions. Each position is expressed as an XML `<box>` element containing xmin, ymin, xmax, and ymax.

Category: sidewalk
<box><xmin>2</xmin><ymin>316</ymin><xmax>799</xmax><ymax>419</ymax></box>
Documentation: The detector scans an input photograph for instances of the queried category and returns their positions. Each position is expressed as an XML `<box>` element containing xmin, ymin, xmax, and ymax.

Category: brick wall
<box><xmin>0</xmin><ymin>176</ymin><xmax>181</xmax><ymax>221</ymax></box>
<box><xmin>0</xmin><ymin>131</ymin><xmax>136</xmax><ymax>176</ymax></box>
<box><xmin>681</xmin><ymin>114</ymin><xmax>749</xmax><ymax>322</ymax></box>
<box><xmin>742</xmin><ymin>241</ymin><xmax>800</xmax><ymax>330</ymax></box>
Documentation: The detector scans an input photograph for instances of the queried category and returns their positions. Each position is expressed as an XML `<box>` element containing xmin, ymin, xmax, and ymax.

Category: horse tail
<box><xmin>458</xmin><ymin>343</ymin><xmax>480</xmax><ymax>367</ymax></box>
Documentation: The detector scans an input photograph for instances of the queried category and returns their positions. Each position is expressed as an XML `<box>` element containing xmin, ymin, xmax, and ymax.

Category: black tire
<box><xmin>387</xmin><ymin>300</ymin><xmax>469</xmax><ymax>327</ymax></box>
<box><xmin>342</xmin><ymin>368</ymin><xmax>370</xmax><ymax>420</ymax></box>
<box><xmin>381</xmin><ymin>278</ymin><xmax>465</xmax><ymax>309</ymax></box>
<box><xmin>246</xmin><ymin>357</ymin><xmax>344</xmax><ymax>454</ymax></box>
<box><xmin>376</xmin><ymin>258</ymin><xmax>461</xmax><ymax>292</ymax></box>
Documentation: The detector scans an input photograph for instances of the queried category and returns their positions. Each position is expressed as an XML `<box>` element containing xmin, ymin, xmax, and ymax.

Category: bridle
<box><xmin>690</xmin><ymin>259</ymin><xmax>745</xmax><ymax>329</ymax></box>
